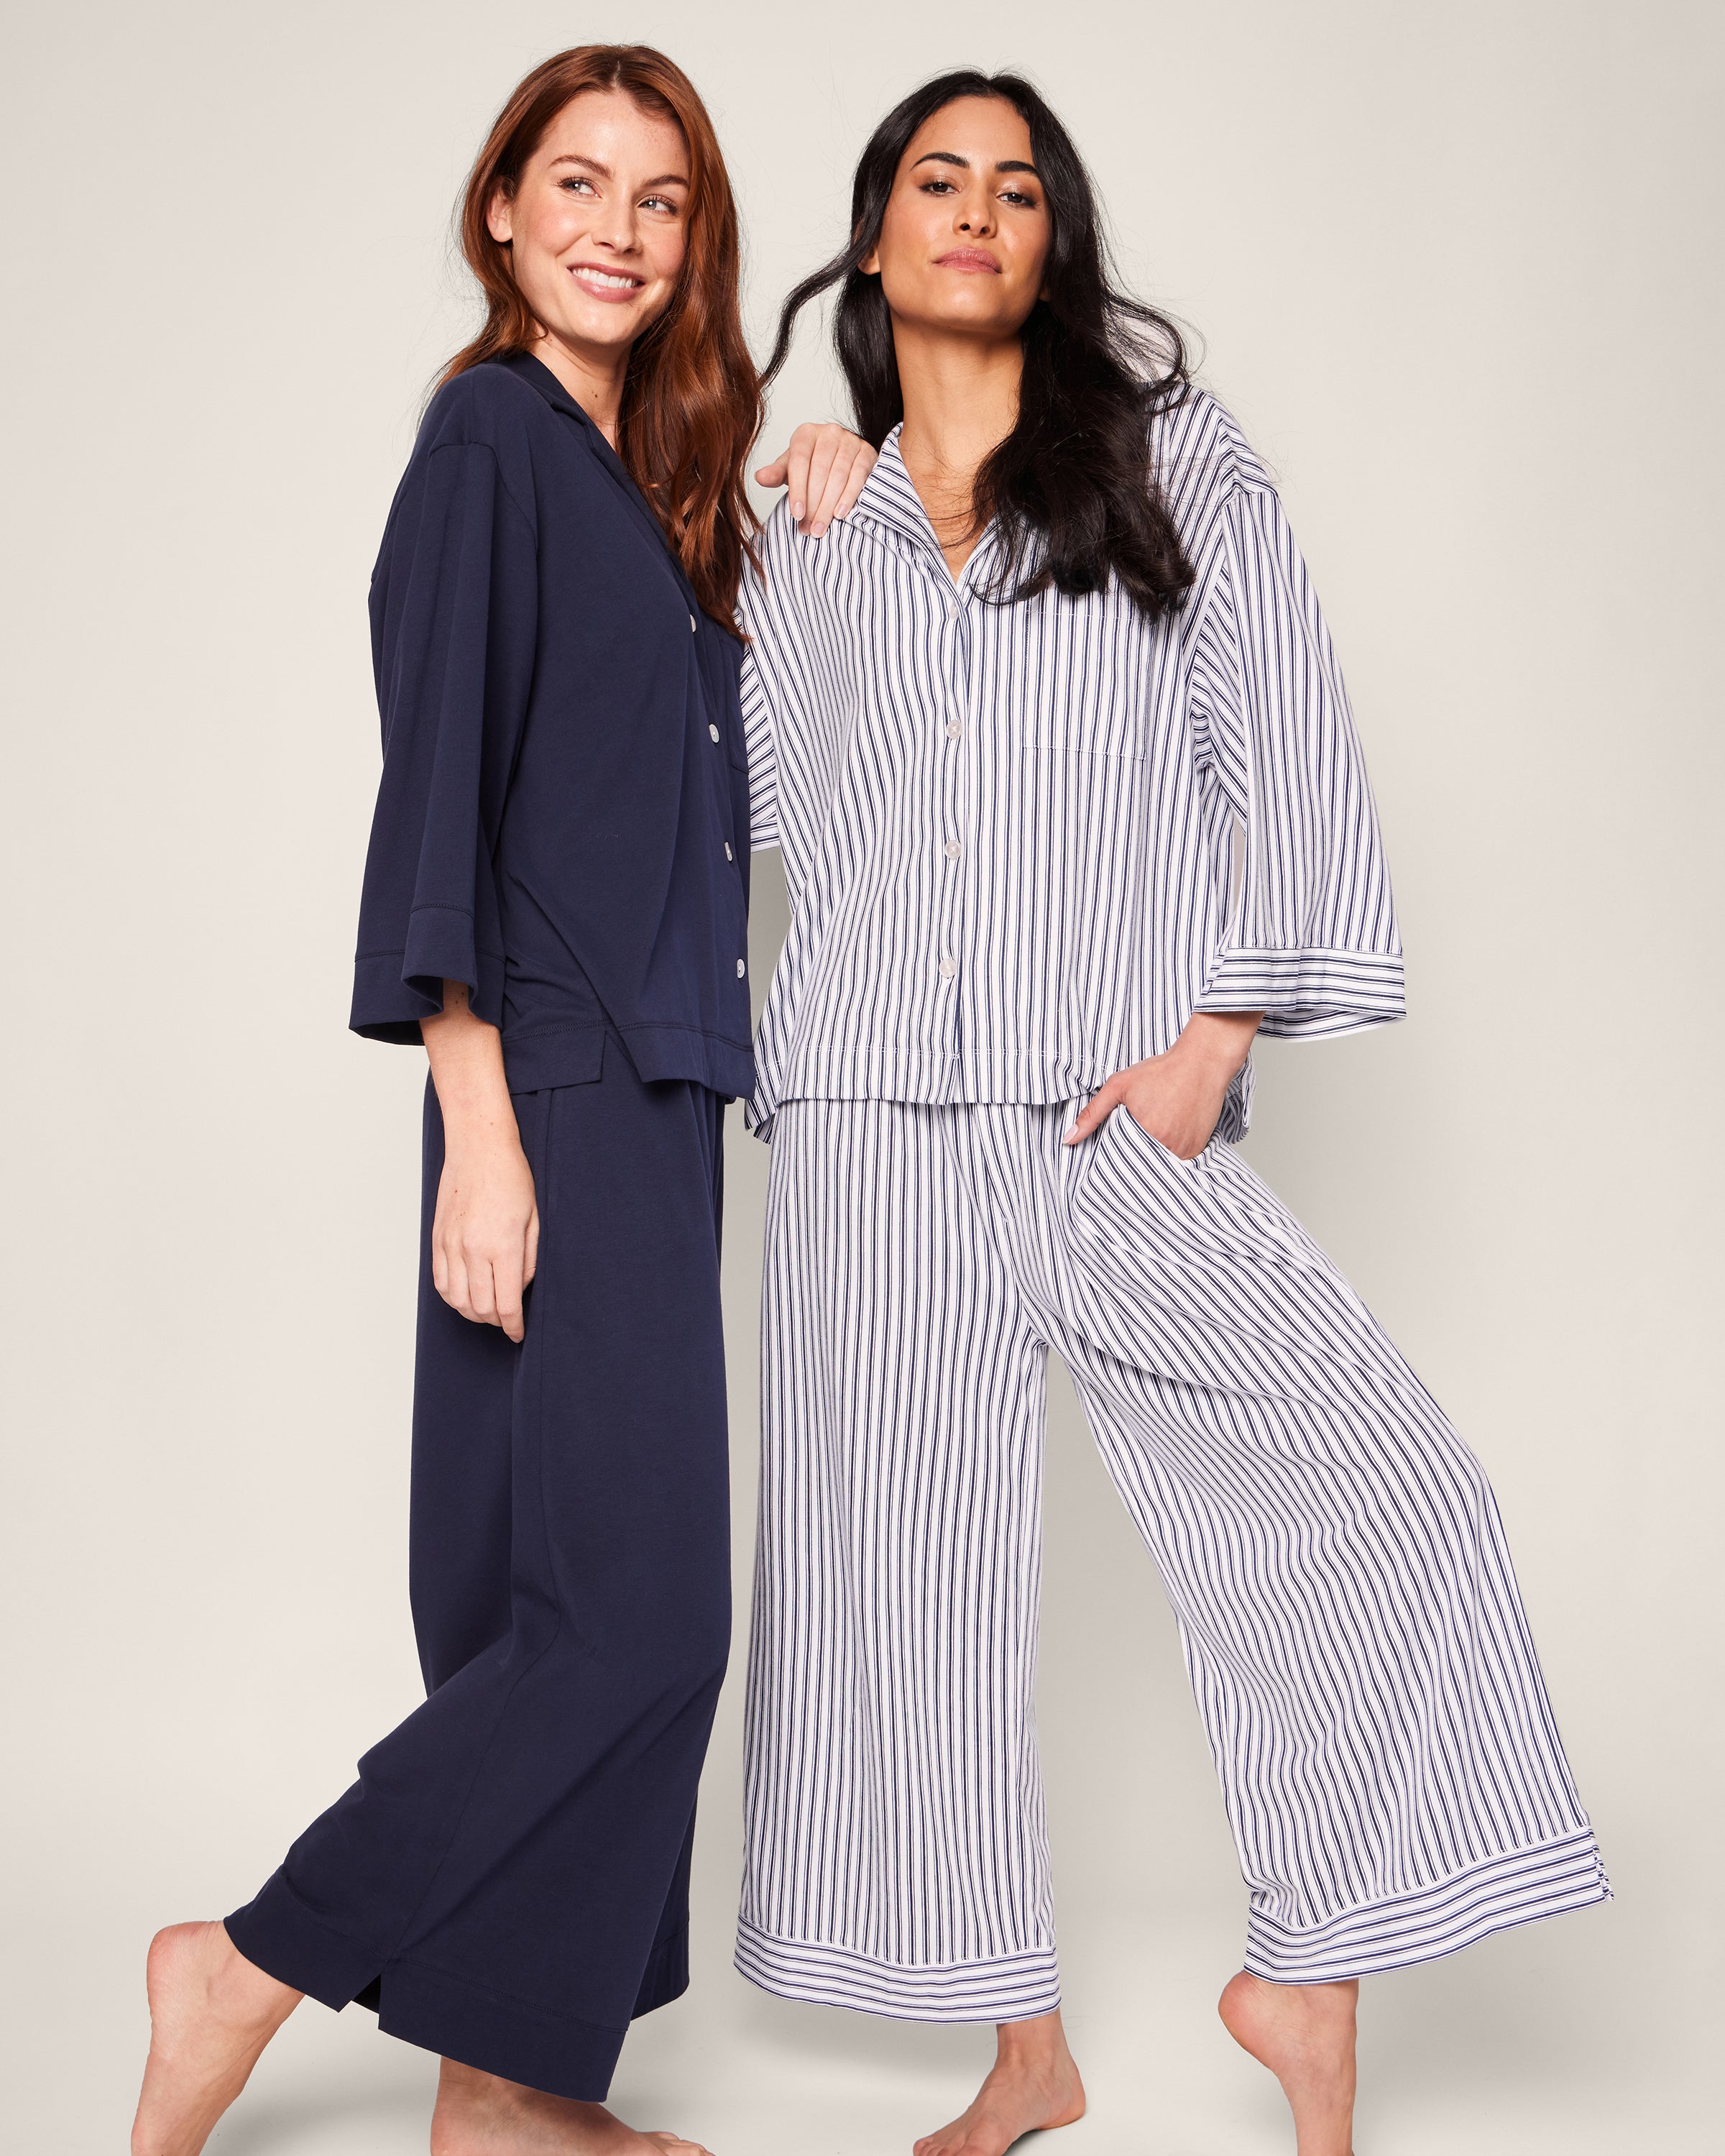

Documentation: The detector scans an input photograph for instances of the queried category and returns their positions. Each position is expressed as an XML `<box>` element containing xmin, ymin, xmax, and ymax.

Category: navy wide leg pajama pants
<box><xmin>227</xmin><ymin>1045</ymin><xmax>731</xmax><ymax>2098</ymax></box>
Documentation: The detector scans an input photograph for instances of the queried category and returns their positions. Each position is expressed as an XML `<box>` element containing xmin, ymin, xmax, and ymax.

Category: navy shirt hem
<box><xmin>497</xmin><ymin>1022</ymin><xmax>753</xmax><ymax>1101</ymax></box>
<box><xmin>620</xmin><ymin>1022</ymin><xmax>753</xmax><ymax>1102</ymax></box>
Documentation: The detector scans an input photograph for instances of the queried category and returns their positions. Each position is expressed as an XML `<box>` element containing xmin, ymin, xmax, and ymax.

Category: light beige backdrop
<box><xmin>2</xmin><ymin>1</ymin><xmax>1719</xmax><ymax>2150</ymax></box>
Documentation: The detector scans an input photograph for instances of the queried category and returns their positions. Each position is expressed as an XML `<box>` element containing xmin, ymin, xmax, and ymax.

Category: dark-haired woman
<box><xmin>737</xmin><ymin>75</ymin><xmax>1607</xmax><ymax>2156</ymax></box>
<box><xmin>132</xmin><ymin>46</ymin><xmax>874</xmax><ymax>2156</ymax></box>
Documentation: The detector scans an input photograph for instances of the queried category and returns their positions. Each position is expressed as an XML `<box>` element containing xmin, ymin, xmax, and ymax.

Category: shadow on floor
<box><xmin>211</xmin><ymin>2079</ymin><xmax>431</xmax><ymax>2155</ymax></box>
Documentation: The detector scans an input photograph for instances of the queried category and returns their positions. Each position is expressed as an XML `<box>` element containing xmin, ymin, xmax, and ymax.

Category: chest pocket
<box><xmin>1012</xmin><ymin>584</ymin><xmax>1165</xmax><ymax>761</ymax></box>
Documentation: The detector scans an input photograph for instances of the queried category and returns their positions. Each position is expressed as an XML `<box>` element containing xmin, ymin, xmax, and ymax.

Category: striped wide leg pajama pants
<box><xmin>737</xmin><ymin>1098</ymin><xmax>1608</xmax><ymax>2020</ymax></box>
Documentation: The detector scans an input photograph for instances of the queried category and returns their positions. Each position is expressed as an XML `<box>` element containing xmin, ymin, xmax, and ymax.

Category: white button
<box><xmin>946</xmin><ymin>722</ymin><xmax>962</xmax><ymax>741</ymax></box>
<box><xmin>939</xmin><ymin>954</ymin><xmax>957</xmax><ymax>981</ymax></box>
<box><xmin>944</xmin><ymin>840</ymin><xmax>962</xmax><ymax>861</ymax></box>
<box><xmin>709</xmin><ymin>724</ymin><xmax>721</xmax><ymax>743</ymax></box>
<box><xmin>724</xmin><ymin>842</ymin><xmax>734</xmax><ymax>861</ymax></box>
<box><xmin>736</xmin><ymin>959</ymin><xmax>747</xmax><ymax>978</ymax></box>
<box><xmin>689</xmin><ymin>613</ymin><xmax>698</xmax><ymax>633</ymax></box>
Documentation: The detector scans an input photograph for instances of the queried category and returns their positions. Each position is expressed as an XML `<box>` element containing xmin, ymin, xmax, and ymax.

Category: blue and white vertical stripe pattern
<box><xmin>739</xmin><ymin>391</ymin><xmax>1404</xmax><ymax>1143</ymax></box>
<box><xmin>738</xmin><ymin>1097</ymin><xmax>1609</xmax><ymax>2014</ymax></box>
<box><xmin>734</xmin><ymin>388</ymin><xmax>1607</xmax><ymax>2017</ymax></box>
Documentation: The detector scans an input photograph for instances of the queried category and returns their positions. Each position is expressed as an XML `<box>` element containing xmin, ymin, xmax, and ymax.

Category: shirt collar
<box><xmin>502</xmin><ymin>349</ymin><xmax>599</xmax><ymax>434</ymax></box>
<box><xmin>848</xmin><ymin>426</ymin><xmax>1001</xmax><ymax>589</ymax></box>
<box><xmin>500</xmin><ymin>351</ymin><xmax>704</xmax><ymax>618</ymax></box>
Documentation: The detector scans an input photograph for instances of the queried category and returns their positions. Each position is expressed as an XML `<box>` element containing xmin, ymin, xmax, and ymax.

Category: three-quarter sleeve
<box><xmin>1189</xmin><ymin>481</ymin><xmax>1405</xmax><ymax>1040</ymax></box>
<box><xmin>740</xmin><ymin>651</ymin><xmax>781</xmax><ymax>852</ymax></box>
<box><xmin>350</xmin><ymin>441</ymin><xmax>537</xmax><ymax>1043</ymax></box>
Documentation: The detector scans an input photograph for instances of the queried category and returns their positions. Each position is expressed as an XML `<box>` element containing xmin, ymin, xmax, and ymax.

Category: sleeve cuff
<box><xmin>1197</xmin><ymin>945</ymin><xmax>1406</xmax><ymax>1040</ymax></box>
<box><xmin>349</xmin><ymin>907</ymin><xmax>504</xmax><ymax>1042</ymax></box>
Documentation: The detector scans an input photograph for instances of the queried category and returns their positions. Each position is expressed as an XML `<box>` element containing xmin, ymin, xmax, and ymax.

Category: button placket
<box><xmin>698</xmin><ymin>673</ymin><xmax>744</xmax><ymax>981</ymax></box>
<box><xmin>934</xmin><ymin>598</ymin><xmax>971</xmax><ymax>1042</ymax></box>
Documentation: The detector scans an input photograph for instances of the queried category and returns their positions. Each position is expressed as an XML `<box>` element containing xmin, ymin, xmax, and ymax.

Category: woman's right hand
<box><xmin>431</xmin><ymin>1131</ymin><xmax>539</xmax><ymax>1343</ymax></box>
<box><xmin>421</xmin><ymin>978</ymin><xmax>538</xmax><ymax>1343</ymax></box>
<box><xmin>755</xmin><ymin>422</ymin><xmax>876</xmax><ymax>536</ymax></box>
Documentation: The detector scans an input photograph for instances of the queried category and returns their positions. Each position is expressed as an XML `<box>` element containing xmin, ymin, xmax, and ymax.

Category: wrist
<box><xmin>1177</xmin><ymin>1009</ymin><xmax>1262</xmax><ymax>1075</ymax></box>
<box><xmin>439</xmin><ymin>1096</ymin><xmax>521</xmax><ymax>1162</ymax></box>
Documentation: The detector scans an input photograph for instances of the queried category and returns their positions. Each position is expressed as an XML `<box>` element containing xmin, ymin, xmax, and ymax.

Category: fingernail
<box><xmin>812</xmin><ymin>520</ymin><xmax>828</xmax><ymax>537</ymax></box>
<box><xmin>790</xmin><ymin>502</ymin><xmax>804</xmax><ymax>520</ymax></box>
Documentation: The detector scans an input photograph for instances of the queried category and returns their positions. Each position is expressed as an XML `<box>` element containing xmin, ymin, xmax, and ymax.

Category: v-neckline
<box><xmin>505</xmin><ymin>351</ymin><xmax>703</xmax><ymax>617</ymax></box>
<box><xmin>850</xmin><ymin>427</ymin><xmax>998</xmax><ymax>593</ymax></box>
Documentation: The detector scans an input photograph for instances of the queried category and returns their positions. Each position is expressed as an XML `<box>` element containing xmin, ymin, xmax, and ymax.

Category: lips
<box><xmin>934</xmin><ymin>249</ymin><xmax>1001</xmax><ymax>273</ymax></box>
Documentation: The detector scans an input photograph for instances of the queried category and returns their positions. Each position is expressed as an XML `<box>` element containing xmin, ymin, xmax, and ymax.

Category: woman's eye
<box><xmin>921</xmin><ymin>179</ymin><xmax>956</xmax><ymax>196</ymax></box>
<box><xmin>1000</xmin><ymin>189</ymin><xmax>1037</xmax><ymax>208</ymax></box>
<box><xmin>640</xmin><ymin>193</ymin><xmax>679</xmax><ymax>214</ymax></box>
<box><xmin>559</xmin><ymin>177</ymin><xmax>595</xmax><ymax>196</ymax></box>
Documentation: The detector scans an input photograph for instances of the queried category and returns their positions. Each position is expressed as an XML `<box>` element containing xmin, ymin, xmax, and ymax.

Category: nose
<box><xmin>955</xmin><ymin>189</ymin><xmax>996</xmax><ymax>239</ymax></box>
<box><xmin>591</xmin><ymin>201</ymin><xmax>643</xmax><ymax>256</ymax></box>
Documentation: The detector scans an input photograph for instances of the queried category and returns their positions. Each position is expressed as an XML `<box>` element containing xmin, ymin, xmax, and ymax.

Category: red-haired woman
<box><xmin>132</xmin><ymin>47</ymin><xmax>872</xmax><ymax>2156</ymax></box>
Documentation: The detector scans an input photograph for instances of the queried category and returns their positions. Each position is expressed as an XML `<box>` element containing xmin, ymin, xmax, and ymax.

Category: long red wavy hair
<box><xmin>443</xmin><ymin>46</ymin><xmax>761</xmax><ymax>628</ymax></box>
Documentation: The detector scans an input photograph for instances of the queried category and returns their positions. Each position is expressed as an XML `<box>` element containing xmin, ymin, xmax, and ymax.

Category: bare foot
<box><xmin>1218</xmin><ymin>1971</ymin><xmax>1358</xmax><ymax>2156</ymax></box>
<box><xmin>132</xmin><ymin>1920</ymin><xmax>303</xmax><ymax>2156</ymax></box>
<box><xmin>431</xmin><ymin>2057</ymin><xmax>715</xmax><ymax>2156</ymax></box>
<box><xmin>912</xmin><ymin>2010</ymin><xmax>1086</xmax><ymax>2156</ymax></box>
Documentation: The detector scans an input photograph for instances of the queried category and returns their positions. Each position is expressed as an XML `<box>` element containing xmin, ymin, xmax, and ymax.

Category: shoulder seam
<box><xmin>426</xmin><ymin>438</ymin><xmax>536</xmax><ymax>541</ymax></box>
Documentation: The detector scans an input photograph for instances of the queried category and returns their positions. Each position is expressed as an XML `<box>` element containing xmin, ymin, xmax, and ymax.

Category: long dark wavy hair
<box><xmin>763</xmin><ymin>70</ymin><xmax>1194</xmax><ymax>616</ymax></box>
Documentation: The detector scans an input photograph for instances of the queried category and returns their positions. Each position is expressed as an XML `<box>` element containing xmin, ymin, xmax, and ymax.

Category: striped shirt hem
<box><xmin>1243</xmin><ymin>1827</ymin><xmax>1611</xmax><ymax>1983</ymax></box>
<box><xmin>735</xmin><ymin>1922</ymin><xmax>1062</xmax><ymax>2024</ymax></box>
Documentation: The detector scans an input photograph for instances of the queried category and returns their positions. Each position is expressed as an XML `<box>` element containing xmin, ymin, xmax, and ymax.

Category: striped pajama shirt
<box><xmin>735</xmin><ymin>393</ymin><xmax>1607</xmax><ymax>2017</ymax></box>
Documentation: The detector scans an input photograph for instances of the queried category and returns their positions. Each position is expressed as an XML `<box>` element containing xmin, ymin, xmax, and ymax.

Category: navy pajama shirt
<box><xmin>225</xmin><ymin>353</ymin><xmax>754</xmax><ymax>2099</ymax></box>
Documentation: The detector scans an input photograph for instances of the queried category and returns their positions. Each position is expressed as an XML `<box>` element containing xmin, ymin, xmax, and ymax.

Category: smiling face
<box><xmin>486</xmin><ymin>87</ymin><xmax>691</xmax><ymax>367</ymax></box>
<box><xmin>862</xmin><ymin>96</ymin><xmax>1052</xmax><ymax>344</ymax></box>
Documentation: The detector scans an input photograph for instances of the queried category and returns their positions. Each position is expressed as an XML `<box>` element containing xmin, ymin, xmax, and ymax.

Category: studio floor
<box><xmin>19</xmin><ymin>1869</ymin><xmax>1705</xmax><ymax>2155</ymax></box>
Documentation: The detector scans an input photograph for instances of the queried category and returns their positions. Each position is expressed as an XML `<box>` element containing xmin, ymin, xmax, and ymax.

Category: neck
<box><xmin>528</xmin><ymin>329</ymin><xmax>630</xmax><ymax>447</ymax></box>
<box><xmin>891</xmin><ymin>322</ymin><xmax>1024</xmax><ymax>513</ymax></box>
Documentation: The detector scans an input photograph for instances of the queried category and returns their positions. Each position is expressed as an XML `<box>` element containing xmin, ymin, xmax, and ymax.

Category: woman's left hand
<box><xmin>1063</xmin><ymin>1011</ymin><xmax>1264</xmax><ymax>1161</ymax></box>
<box><xmin>755</xmin><ymin>423</ymin><xmax>877</xmax><ymax>536</ymax></box>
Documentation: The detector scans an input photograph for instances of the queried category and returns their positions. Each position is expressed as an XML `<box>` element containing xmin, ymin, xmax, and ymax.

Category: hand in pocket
<box><xmin>1062</xmin><ymin>1010</ymin><xmax>1264</xmax><ymax>1160</ymax></box>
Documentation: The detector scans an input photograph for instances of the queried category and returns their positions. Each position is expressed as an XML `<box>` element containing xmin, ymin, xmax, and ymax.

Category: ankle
<box><xmin>437</xmin><ymin>2058</ymin><xmax>494</xmax><ymax>2101</ymax></box>
<box><xmin>212</xmin><ymin>1936</ymin><xmax>298</xmax><ymax>2026</ymax></box>
<box><xmin>993</xmin><ymin>2013</ymin><xmax>1072</xmax><ymax>2078</ymax></box>
<box><xmin>436</xmin><ymin>2060</ymin><xmax>534</xmax><ymax>2119</ymax></box>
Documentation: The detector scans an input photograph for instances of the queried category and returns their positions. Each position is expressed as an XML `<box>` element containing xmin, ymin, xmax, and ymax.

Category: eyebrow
<box><xmin>546</xmin><ymin>153</ymin><xmax>690</xmax><ymax>188</ymax></box>
<box><xmin>910</xmin><ymin>151</ymin><xmax>1041</xmax><ymax>178</ymax></box>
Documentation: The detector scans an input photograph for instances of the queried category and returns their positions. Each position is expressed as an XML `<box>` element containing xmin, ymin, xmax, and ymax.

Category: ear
<box><xmin>486</xmin><ymin>186</ymin><xmax>515</xmax><ymax>246</ymax></box>
<box><xmin>859</xmin><ymin>245</ymin><xmax>881</xmax><ymax>276</ymax></box>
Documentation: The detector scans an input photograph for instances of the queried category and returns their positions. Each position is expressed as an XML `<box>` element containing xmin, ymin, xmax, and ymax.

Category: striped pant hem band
<box><xmin>735</xmin><ymin>1922</ymin><xmax>1062</xmax><ymax>2024</ymax></box>
<box><xmin>1242</xmin><ymin>1827</ymin><xmax>1612</xmax><ymax>1983</ymax></box>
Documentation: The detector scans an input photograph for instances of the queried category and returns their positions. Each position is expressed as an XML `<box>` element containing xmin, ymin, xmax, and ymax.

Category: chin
<box><xmin>924</xmin><ymin>303</ymin><xmax>1023</xmax><ymax>337</ymax></box>
<box><xmin>561</xmin><ymin>305</ymin><xmax>647</xmax><ymax>349</ymax></box>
